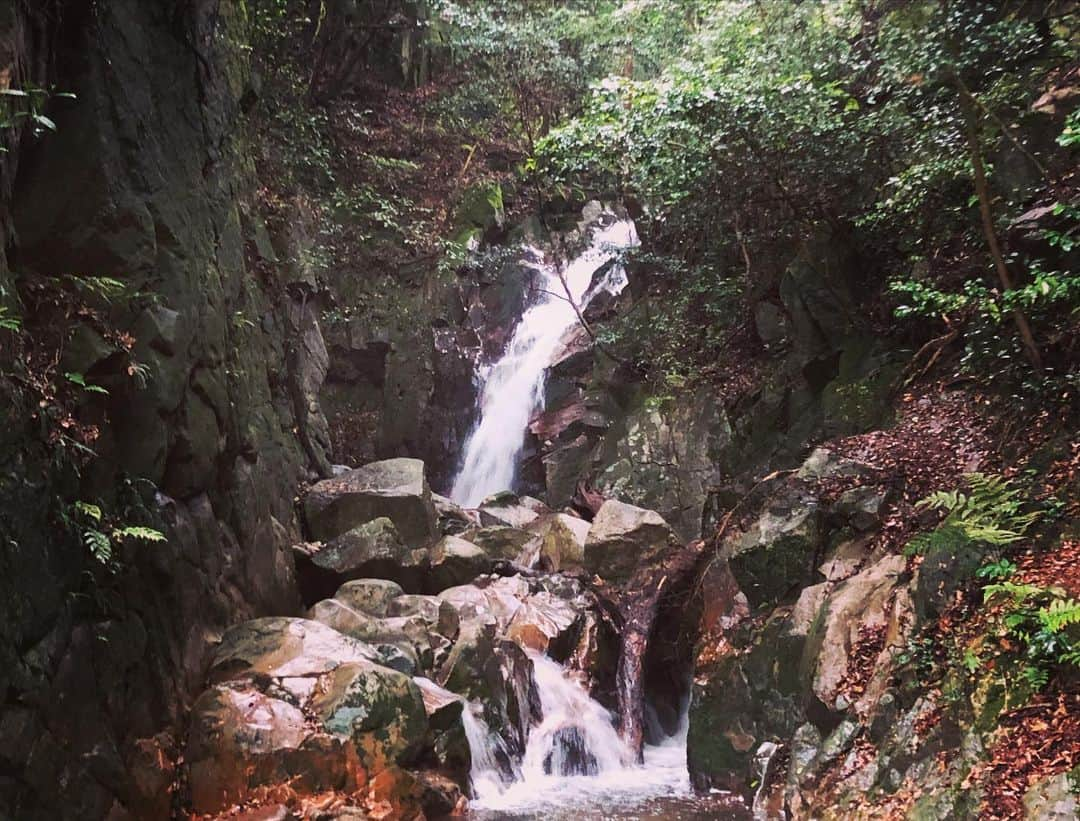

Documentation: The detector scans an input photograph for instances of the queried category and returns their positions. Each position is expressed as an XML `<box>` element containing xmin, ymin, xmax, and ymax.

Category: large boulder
<box><xmin>386</xmin><ymin>595</ymin><xmax>461</xmax><ymax>641</ymax></box>
<box><xmin>724</xmin><ymin>482</ymin><xmax>824</xmax><ymax>608</ymax></box>
<box><xmin>583</xmin><ymin>500</ymin><xmax>678</xmax><ymax>584</ymax></box>
<box><xmin>477</xmin><ymin>492</ymin><xmax>548</xmax><ymax>529</ymax></box>
<box><xmin>528</xmin><ymin>512</ymin><xmax>589</xmax><ymax>572</ymax></box>
<box><xmin>207</xmin><ymin>617</ymin><xmax>381</xmax><ymax>685</ymax></box>
<box><xmin>186</xmin><ymin>683</ymin><xmax>360</xmax><ymax>814</ymax></box>
<box><xmin>294</xmin><ymin>517</ymin><xmax>421</xmax><ymax>601</ymax></box>
<box><xmin>594</xmin><ymin>390</ymin><xmax>731</xmax><ymax>541</ymax></box>
<box><xmin>304</xmin><ymin>458</ymin><xmax>438</xmax><ymax>546</ymax></box>
<box><xmin>425</xmin><ymin>535</ymin><xmax>494</xmax><ymax>592</ymax></box>
<box><xmin>460</xmin><ymin>525</ymin><xmax>542</xmax><ymax>567</ymax></box>
<box><xmin>413</xmin><ymin>677</ymin><xmax>472</xmax><ymax>788</ymax></box>
<box><xmin>310</xmin><ymin>661</ymin><xmax>429</xmax><ymax>769</ymax></box>
<box><xmin>334</xmin><ymin>578</ymin><xmax>405</xmax><ymax>616</ymax></box>
<box><xmin>809</xmin><ymin>554</ymin><xmax>914</xmax><ymax>713</ymax></box>
<box><xmin>306</xmin><ymin>599</ymin><xmax>420</xmax><ymax>674</ymax></box>
<box><xmin>438</xmin><ymin>575</ymin><xmax>530</xmax><ymax>633</ymax></box>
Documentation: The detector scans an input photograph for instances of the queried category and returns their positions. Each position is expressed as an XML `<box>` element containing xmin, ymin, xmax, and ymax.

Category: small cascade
<box><xmin>460</xmin><ymin>702</ymin><xmax>517</xmax><ymax>798</ymax></box>
<box><xmin>466</xmin><ymin>652</ymin><xmax>696</xmax><ymax>816</ymax></box>
<box><xmin>449</xmin><ymin>217</ymin><xmax>639</xmax><ymax>507</ymax></box>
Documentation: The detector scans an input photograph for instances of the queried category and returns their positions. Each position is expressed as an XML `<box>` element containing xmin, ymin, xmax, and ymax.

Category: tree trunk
<box><xmin>958</xmin><ymin>84</ymin><xmax>1043</xmax><ymax>370</ymax></box>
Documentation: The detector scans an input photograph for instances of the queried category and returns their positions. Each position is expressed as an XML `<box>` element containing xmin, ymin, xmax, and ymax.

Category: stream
<box><xmin>447</xmin><ymin>211</ymin><xmax>748</xmax><ymax>819</ymax></box>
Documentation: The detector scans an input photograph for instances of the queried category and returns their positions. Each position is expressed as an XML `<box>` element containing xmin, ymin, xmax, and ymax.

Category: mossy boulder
<box><xmin>311</xmin><ymin>661</ymin><xmax>428</xmax><ymax>768</ymax></box>
<box><xmin>724</xmin><ymin>484</ymin><xmax>824</xmax><ymax>608</ymax></box>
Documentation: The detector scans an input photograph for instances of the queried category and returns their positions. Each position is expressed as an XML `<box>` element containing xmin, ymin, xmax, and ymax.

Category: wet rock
<box><xmin>415</xmin><ymin>770</ymin><xmax>467</xmax><ymax>818</ymax></box>
<box><xmin>304</xmin><ymin>458</ymin><xmax>438</xmax><ymax>546</ymax></box>
<box><xmin>413</xmin><ymin>677</ymin><xmax>471</xmax><ymax>787</ymax></box>
<box><xmin>439</xmin><ymin>577</ymin><xmax>528</xmax><ymax>631</ymax></box>
<box><xmin>294</xmin><ymin>518</ymin><xmax>422</xmax><ymax>601</ymax></box>
<box><xmin>477</xmin><ymin>492</ymin><xmax>548</xmax><ymax>529</ymax></box>
<box><xmin>584</xmin><ymin>499</ymin><xmax>678</xmax><ymax>585</ymax></box>
<box><xmin>432</xmin><ymin>493</ymin><xmax>475</xmax><ymax>536</ymax></box>
<box><xmin>425</xmin><ymin>535</ymin><xmax>494</xmax><ymax>592</ymax></box>
<box><xmin>386</xmin><ymin>595</ymin><xmax>461</xmax><ymax>640</ymax></box>
<box><xmin>186</xmin><ymin>683</ymin><xmax>358</xmax><ymax>814</ymax></box>
<box><xmin>506</xmin><ymin>591</ymin><xmax>580</xmax><ymax>655</ymax></box>
<box><xmin>528</xmin><ymin>512</ymin><xmax>590</xmax><ymax>571</ymax></box>
<box><xmin>437</xmin><ymin>626</ymin><xmax>540</xmax><ymax>758</ymax></box>
<box><xmin>687</xmin><ymin>607</ymin><xmax>810</xmax><ymax>793</ymax></box>
<box><xmin>334</xmin><ymin>578</ymin><xmax>404</xmax><ymax>616</ymax></box>
<box><xmin>310</xmin><ymin>661</ymin><xmax>428</xmax><ymax>768</ymax></box>
<box><xmin>305</xmin><ymin>599</ymin><xmax>420</xmax><ymax>674</ymax></box>
<box><xmin>461</xmin><ymin>525</ymin><xmax>543</xmax><ymax>567</ymax></box>
<box><xmin>207</xmin><ymin>617</ymin><xmax>381</xmax><ymax>685</ymax></box>
<box><xmin>543</xmin><ymin>726</ymin><xmax>599</xmax><ymax>776</ymax></box>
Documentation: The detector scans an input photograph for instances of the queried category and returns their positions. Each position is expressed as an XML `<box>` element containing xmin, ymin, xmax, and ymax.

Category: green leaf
<box><xmin>75</xmin><ymin>501</ymin><xmax>102</xmax><ymax>522</ymax></box>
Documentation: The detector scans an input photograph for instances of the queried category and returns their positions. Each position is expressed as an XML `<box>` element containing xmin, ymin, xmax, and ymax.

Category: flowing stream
<box><xmin>448</xmin><ymin>212</ymin><xmax>745</xmax><ymax>819</ymax></box>
<box><xmin>449</xmin><ymin>217</ymin><xmax>639</xmax><ymax>508</ymax></box>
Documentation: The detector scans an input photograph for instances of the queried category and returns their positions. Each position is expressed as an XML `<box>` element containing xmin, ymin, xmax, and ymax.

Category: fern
<box><xmin>82</xmin><ymin>528</ymin><xmax>112</xmax><ymax>565</ymax></box>
<box><xmin>1039</xmin><ymin>598</ymin><xmax>1080</xmax><ymax>633</ymax></box>
<box><xmin>983</xmin><ymin>581</ymin><xmax>1046</xmax><ymax>605</ymax></box>
<box><xmin>75</xmin><ymin>501</ymin><xmax>102</xmax><ymax>522</ymax></box>
<box><xmin>906</xmin><ymin>473</ymin><xmax>1039</xmax><ymax>556</ymax></box>
<box><xmin>113</xmin><ymin>526</ymin><xmax>167</xmax><ymax>543</ymax></box>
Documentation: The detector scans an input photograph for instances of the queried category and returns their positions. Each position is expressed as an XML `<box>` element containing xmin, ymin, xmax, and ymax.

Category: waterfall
<box><xmin>449</xmin><ymin>217</ymin><xmax>639</xmax><ymax>508</ymax></box>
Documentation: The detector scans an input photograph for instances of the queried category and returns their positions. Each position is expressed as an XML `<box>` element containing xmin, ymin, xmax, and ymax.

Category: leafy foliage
<box><xmin>71</xmin><ymin>499</ymin><xmax>166</xmax><ymax>571</ymax></box>
<box><xmin>905</xmin><ymin>473</ymin><xmax>1040</xmax><ymax>557</ymax></box>
<box><xmin>982</xmin><ymin>579</ymin><xmax>1080</xmax><ymax>693</ymax></box>
<box><xmin>534</xmin><ymin>1</ymin><xmax>1079</xmax><ymax>391</ymax></box>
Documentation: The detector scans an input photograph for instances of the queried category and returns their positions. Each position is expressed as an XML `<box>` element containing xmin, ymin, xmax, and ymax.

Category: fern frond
<box><xmin>113</xmin><ymin>526</ymin><xmax>167</xmax><ymax>543</ymax></box>
<box><xmin>983</xmin><ymin>581</ymin><xmax>1044</xmax><ymax>604</ymax></box>
<box><xmin>82</xmin><ymin>528</ymin><xmax>112</xmax><ymax>564</ymax></box>
<box><xmin>1039</xmin><ymin>598</ymin><xmax>1080</xmax><ymax>633</ymax></box>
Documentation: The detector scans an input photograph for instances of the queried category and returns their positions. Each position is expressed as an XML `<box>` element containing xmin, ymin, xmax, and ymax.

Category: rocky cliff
<box><xmin>0</xmin><ymin>3</ymin><xmax>329</xmax><ymax>816</ymax></box>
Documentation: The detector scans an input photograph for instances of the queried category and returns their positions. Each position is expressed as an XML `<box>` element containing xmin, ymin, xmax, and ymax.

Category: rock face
<box><xmin>594</xmin><ymin>390</ymin><xmax>731</xmax><ymax>541</ymax></box>
<box><xmin>304</xmin><ymin>458</ymin><xmax>438</xmax><ymax>546</ymax></box>
<box><xmin>584</xmin><ymin>499</ymin><xmax>678</xmax><ymax>584</ymax></box>
<box><xmin>0</xmin><ymin>5</ymin><xmax>337</xmax><ymax>815</ymax></box>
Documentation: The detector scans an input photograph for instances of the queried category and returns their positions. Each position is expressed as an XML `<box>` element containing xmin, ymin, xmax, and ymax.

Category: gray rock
<box><xmin>426</xmin><ymin>535</ymin><xmax>493</xmax><ymax>592</ymax></box>
<box><xmin>725</xmin><ymin>483</ymin><xmax>823</xmax><ymax>607</ymax></box>
<box><xmin>1023</xmin><ymin>771</ymin><xmax>1079</xmax><ymax>820</ymax></box>
<box><xmin>310</xmin><ymin>661</ymin><xmax>428</xmax><ymax>765</ymax></box>
<box><xmin>207</xmin><ymin>617</ymin><xmax>381</xmax><ymax>684</ymax></box>
<box><xmin>304</xmin><ymin>458</ymin><xmax>438</xmax><ymax>546</ymax></box>
<box><xmin>584</xmin><ymin>500</ymin><xmax>678</xmax><ymax>584</ymax></box>
<box><xmin>334</xmin><ymin>579</ymin><xmax>405</xmax><ymax>616</ymax></box>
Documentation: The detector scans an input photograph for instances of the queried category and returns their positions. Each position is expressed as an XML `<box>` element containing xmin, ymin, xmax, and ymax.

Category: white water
<box><xmin>468</xmin><ymin>652</ymin><xmax>697</xmax><ymax>817</ymax></box>
<box><xmin>449</xmin><ymin>218</ymin><xmax>639</xmax><ymax>507</ymax></box>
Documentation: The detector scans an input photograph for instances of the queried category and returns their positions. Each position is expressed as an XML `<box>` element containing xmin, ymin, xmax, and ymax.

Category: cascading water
<box><xmin>443</xmin><ymin>210</ymin><xmax>746</xmax><ymax>818</ymax></box>
<box><xmin>449</xmin><ymin>217</ymin><xmax>639</xmax><ymax>508</ymax></box>
<box><xmin>467</xmin><ymin>652</ymin><xmax>701</xmax><ymax>818</ymax></box>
